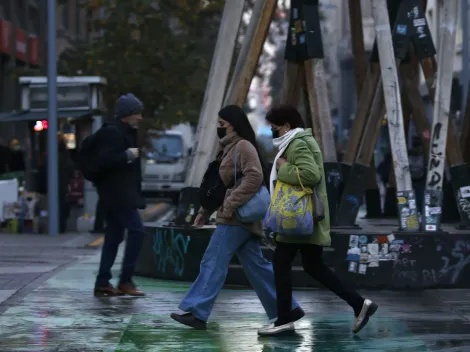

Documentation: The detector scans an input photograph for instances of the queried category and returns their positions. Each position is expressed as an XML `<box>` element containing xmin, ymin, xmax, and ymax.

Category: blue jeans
<box><xmin>179</xmin><ymin>224</ymin><xmax>300</xmax><ymax>321</ymax></box>
<box><xmin>95</xmin><ymin>208</ymin><xmax>145</xmax><ymax>286</ymax></box>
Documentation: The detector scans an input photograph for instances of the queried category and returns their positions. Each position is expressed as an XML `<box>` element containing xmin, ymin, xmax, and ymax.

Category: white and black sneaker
<box><xmin>352</xmin><ymin>299</ymin><xmax>378</xmax><ymax>334</ymax></box>
<box><xmin>258</xmin><ymin>321</ymin><xmax>295</xmax><ymax>336</ymax></box>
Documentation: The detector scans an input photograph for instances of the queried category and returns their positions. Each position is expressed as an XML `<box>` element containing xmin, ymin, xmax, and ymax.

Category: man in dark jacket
<box><xmin>94</xmin><ymin>93</ymin><xmax>146</xmax><ymax>297</ymax></box>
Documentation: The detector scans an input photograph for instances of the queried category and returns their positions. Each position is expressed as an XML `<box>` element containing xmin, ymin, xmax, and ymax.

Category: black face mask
<box><xmin>217</xmin><ymin>127</ymin><xmax>227</xmax><ymax>139</ymax></box>
<box><xmin>271</xmin><ymin>128</ymin><xmax>280</xmax><ymax>139</ymax></box>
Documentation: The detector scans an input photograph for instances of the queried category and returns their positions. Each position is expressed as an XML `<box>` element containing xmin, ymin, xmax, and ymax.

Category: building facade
<box><xmin>0</xmin><ymin>0</ymin><xmax>89</xmax><ymax>141</ymax></box>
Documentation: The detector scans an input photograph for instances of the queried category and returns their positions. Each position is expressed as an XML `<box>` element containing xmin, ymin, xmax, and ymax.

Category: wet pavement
<box><xmin>0</xmin><ymin>233</ymin><xmax>99</xmax><ymax>307</ymax></box>
<box><xmin>0</xmin><ymin>242</ymin><xmax>469</xmax><ymax>351</ymax></box>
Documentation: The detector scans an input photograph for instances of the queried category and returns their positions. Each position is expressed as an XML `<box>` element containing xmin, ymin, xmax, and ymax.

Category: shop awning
<box><xmin>0</xmin><ymin>110</ymin><xmax>92</xmax><ymax>123</ymax></box>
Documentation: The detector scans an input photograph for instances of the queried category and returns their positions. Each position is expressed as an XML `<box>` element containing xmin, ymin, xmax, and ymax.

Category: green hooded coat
<box><xmin>275</xmin><ymin>129</ymin><xmax>331</xmax><ymax>246</ymax></box>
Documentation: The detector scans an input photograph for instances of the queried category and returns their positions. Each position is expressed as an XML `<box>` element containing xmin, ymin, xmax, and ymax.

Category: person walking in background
<box><xmin>171</xmin><ymin>105</ymin><xmax>303</xmax><ymax>330</ymax></box>
<box><xmin>258</xmin><ymin>106</ymin><xmax>378</xmax><ymax>336</ymax></box>
<box><xmin>8</xmin><ymin>138</ymin><xmax>25</xmax><ymax>172</ymax></box>
<box><xmin>58</xmin><ymin>137</ymin><xmax>74</xmax><ymax>233</ymax></box>
<box><xmin>0</xmin><ymin>138</ymin><xmax>10</xmax><ymax>174</ymax></box>
<box><xmin>35</xmin><ymin>137</ymin><xmax>74</xmax><ymax>233</ymax></box>
<box><xmin>91</xmin><ymin>93</ymin><xmax>146</xmax><ymax>297</ymax></box>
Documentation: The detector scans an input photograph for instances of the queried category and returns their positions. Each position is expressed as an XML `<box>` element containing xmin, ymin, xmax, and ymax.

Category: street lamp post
<box><xmin>47</xmin><ymin>0</ymin><xmax>59</xmax><ymax>236</ymax></box>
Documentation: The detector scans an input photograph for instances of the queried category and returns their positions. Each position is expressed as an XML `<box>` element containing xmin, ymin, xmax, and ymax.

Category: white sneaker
<box><xmin>352</xmin><ymin>299</ymin><xmax>378</xmax><ymax>334</ymax></box>
<box><xmin>258</xmin><ymin>322</ymin><xmax>295</xmax><ymax>336</ymax></box>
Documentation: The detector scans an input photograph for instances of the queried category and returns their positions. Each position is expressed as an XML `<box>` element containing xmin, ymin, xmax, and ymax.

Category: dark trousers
<box><xmin>94</xmin><ymin>199</ymin><xmax>106</xmax><ymax>232</ymax></box>
<box><xmin>95</xmin><ymin>208</ymin><xmax>145</xmax><ymax>287</ymax></box>
<box><xmin>59</xmin><ymin>194</ymin><xmax>69</xmax><ymax>233</ymax></box>
<box><xmin>273</xmin><ymin>242</ymin><xmax>364</xmax><ymax>324</ymax></box>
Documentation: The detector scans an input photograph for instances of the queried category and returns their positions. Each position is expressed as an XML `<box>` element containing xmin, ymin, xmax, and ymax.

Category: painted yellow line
<box><xmin>86</xmin><ymin>202</ymin><xmax>166</xmax><ymax>248</ymax></box>
<box><xmin>87</xmin><ymin>236</ymin><xmax>104</xmax><ymax>247</ymax></box>
<box><xmin>142</xmin><ymin>202</ymin><xmax>165</xmax><ymax>218</ymax></box>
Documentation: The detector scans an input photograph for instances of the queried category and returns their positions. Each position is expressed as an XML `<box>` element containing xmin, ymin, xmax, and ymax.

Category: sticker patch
<box><xmin>396</xmin><ymin>24</ymin><xmax>407</xmax><ymax>35</ymax></box>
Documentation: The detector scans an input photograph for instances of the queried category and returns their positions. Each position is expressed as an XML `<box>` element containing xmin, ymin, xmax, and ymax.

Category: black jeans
<box><xmin>93</xmin><ymin>199</ymin><xmax>106</xmax><ymax>232</ymax></box>
<box><xmin>95</xmin><ymin>208</ymin><xmax>145</xmax><ymax>287</ymax></box>
<box><xmin>273</xmin><ymin>242</ymin><xmax>364</xmax><ymax>324</ymax></box>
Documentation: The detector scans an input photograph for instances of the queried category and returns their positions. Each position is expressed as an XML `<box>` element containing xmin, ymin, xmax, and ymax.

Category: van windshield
<box><xmin>148</xmin><ymin>134</ymin><xmax>184</xmax><ymax>162</ymax></box>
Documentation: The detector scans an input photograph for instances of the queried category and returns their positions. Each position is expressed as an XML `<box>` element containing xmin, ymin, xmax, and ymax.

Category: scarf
<box><xmin>269</xmin><ymin>128</ymin><xmax>304</xmax><ymax>195</ymax></box>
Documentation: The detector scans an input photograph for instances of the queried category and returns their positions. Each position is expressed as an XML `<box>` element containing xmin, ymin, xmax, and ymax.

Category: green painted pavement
<box><xmin>0</xmin><ymin>251</ymin><xmax>467</xmax><ymax>351</ymax></box>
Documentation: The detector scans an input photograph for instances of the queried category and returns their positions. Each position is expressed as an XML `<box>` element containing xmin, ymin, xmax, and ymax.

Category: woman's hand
<box><xmin>276</xmin><ymin>158</ymin><xmax>287</xmax><ymax>170</ymax></box>
<box><xmin>193</xmin><ymin>214</ymin><xmax>205</xmax><ymax>227</ymax></box>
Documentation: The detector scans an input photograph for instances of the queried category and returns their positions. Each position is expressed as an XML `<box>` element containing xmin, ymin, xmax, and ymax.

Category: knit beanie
<box><xmin>115</xmin><ymin>93</ymin><xmax>144</xmax><ymax>119</ymax></box>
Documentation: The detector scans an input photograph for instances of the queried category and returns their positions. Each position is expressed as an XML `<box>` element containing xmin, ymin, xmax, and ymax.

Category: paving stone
<box><xmin>0</xmin><ymin>290</ymin><xmax>16</xmax><ymax>305</ymax></box>
<box><xmin>0</xmin><ymin>266</ymin><xmax>57</xmax><ymax>274</ymax></box>
<box><xmin>0</xmin><ymin>273</ymin><xmax>41</xmax><ymax>290</ymax></box>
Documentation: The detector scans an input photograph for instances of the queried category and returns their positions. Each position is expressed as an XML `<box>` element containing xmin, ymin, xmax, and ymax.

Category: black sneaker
<box><xmin>289</xmin><ymin>307</ymin><xmax>305</xmax><ymax>323</ymax></box>
<box><xmin>352</xmin><ymin>299</ymin><xmax>378</xmax><ymax>334</ymax></box>
<box><xmin>170</xmin><ymin>312</ymin><xmax>207</xmax><ymax>330</ymax></box>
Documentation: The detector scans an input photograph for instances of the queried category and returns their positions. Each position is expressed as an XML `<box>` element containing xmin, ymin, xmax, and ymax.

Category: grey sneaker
<box><xmin>352</xmin><ymin>299</ymin><xmax>378</xmax><ymax>334</ymax></box>
<box><xmin>258</xmin><ymin>322</ymin><xmax>295</xmax><ymax>336</ymax></box>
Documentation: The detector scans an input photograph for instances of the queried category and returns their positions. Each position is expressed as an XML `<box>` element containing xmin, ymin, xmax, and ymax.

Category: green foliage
<box><xmin>59</xmin><ymin>0</ymin><xmax>225</xmax><ymax>128</ymax></box>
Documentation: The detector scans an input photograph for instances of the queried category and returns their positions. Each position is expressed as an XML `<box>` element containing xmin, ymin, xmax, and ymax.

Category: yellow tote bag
<box><xmin>263</xmin><ymin>168</ymin><xmax>314</xmax><ymax>236</ymax></box>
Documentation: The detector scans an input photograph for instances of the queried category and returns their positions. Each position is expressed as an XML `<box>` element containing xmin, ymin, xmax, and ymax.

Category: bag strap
<box><xmin>234</xmin><ymin>147</ymin><xmax>239</xmax><ymax>183</ymax></box>
<box><xmin>295</xmin><ymin>167</ymin><xmax>313</xmax><ymax>194</ymax></box>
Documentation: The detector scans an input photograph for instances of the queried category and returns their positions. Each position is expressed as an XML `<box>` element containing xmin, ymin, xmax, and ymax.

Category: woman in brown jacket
<box><xmin>171</xmin><ymin>105</ymin><xmax>303</xmax><ymax>330</ymax></box>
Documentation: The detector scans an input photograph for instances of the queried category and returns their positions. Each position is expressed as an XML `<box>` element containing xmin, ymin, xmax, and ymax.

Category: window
<box><xmin>0</xmin><ymin>0</ymin><xmax>9</xmax><ymax>20</ymax></box>
<box><xmin>148</xmin><ymin>134</ymin><xmax>184</xmax><ymax>162</ymax></box>
<box><xmin>28</xmin><ymin>7</ymin><xmax>40</xmax><ymax>35</ymax></box>
<box><xmin>62</xmin><ymin>1</ymin><xmax>69</xmax><ymax>29</ymax></box>
<box><xmin>15</xmin><ymin>0</ymin><xmax>26</xmax><ymax>28</ymax></box>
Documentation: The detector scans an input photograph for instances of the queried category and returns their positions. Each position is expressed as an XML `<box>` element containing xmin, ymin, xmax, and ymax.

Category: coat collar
<box><xmin>220</xmin><ymin>132</ymin><xmax>242</xmax><ymax>154</ymax></box>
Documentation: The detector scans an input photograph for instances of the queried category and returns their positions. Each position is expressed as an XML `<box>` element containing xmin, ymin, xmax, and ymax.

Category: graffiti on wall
<box><xmin>435</xmin><ymin>239</ymin><xmax>470</xmax><ymax>284</ymax></box>
<box><xmin>153</xmin><ymin>228</ymin><xmax>191</xmax><ymax>277</ymax></box>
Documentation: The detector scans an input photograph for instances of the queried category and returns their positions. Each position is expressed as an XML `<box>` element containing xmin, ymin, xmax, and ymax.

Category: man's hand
<box><xmin>276</xmin><ymin>158</ymin><xmax>287</xmax><ymax>170</ymax></box>
<box><xmin>193</xmin><ymin>214</ymin><xmax>205</xmax><ymax>227</ymax></box>
<box><xmin>128</xmin><ymin>148</ymin><xmax>139</xmax><ymax>158</ymax></box>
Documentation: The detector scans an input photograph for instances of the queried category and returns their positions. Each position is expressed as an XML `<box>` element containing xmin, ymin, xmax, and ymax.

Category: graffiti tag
<box><xmin>427</xmin><ymin>123</ymin><xmax>443</xmax><ymax>189</ymax></box>
<box><xmin>153</xmin><ymin>228</ymin><xmax>191</xmax><ymax>277</ymax></box>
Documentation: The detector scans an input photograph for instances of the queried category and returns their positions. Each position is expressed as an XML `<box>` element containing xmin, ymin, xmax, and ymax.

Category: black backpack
<box><xmin>77</xmin><ymin>132</ymin><xmax>102</xmax><ymax>183</ymax></box>
<box><xmin>199</xmin><ymin>152</ymin><xmax>227</xmax><ymax>210</ymax></box>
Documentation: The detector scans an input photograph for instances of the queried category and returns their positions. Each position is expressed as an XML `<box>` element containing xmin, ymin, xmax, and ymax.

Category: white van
<box><xmin>141</xmin><ymin>128</ymin><xmax>192</xmax><ymax>203</ymax></box>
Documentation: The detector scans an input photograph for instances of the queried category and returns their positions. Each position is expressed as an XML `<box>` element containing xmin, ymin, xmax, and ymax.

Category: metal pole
<box><xmin>47</xmin><ymin>0</ymin><xmax>59</xmax><ymax>236</ymax></box>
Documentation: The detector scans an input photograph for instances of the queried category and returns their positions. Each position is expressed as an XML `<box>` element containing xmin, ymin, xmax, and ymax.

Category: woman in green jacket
<box><xmin>258</xmin><ymin>106</ymin><xmax>378</xmax><ymax>336</ymax></box>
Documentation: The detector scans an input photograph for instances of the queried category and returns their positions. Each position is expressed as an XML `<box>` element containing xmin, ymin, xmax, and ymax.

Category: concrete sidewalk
<box><xmin>0</xmin><ymin>232</ymin><xmax>100</xmax><ymax>307</ymax></box>
<box><xmin>0</xmin><ymin>246</ymin><xmax>469</xmax><ymax>352</ymax></box>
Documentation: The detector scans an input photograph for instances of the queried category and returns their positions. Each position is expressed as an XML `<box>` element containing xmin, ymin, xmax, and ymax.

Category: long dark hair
<box><xmin>218</xmin><ymin>105</ymin><xmax>270</xmax><ymax>187</ymax></box>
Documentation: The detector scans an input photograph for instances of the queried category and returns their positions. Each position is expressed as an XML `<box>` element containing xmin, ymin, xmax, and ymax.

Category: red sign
<box><xmin>0</xmin><ymin>20</ymin><xmax>11</xmax><ymax>53</ymax></box>
<box><xmin>29</xmin><ymin>36</ymin><xmax>39</xmax><ymax>66</ymax></box>
<box><xmin>15</xmin><ymin>28</ymin><xmax>27</xmax><ymax>62</ymax></box>
<box><xmin>0</xmin><ymin>19</ymin><xmax>39</xmax><ymax>64</ymax></box>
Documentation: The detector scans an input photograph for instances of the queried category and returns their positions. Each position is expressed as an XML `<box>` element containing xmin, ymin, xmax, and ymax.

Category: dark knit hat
<box><xmin>115</xmin><ymin>93</ymin><xmax>144</xmax><ymax>119</ymax></box>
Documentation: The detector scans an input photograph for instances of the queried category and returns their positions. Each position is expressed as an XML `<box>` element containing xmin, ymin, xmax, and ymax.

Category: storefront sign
<box><xmin>0</xmin><ymin>20</ymin><xmax>11</xmax><ymax>53</ymax></box>
<box><xmin>0</xmin><ymin>19</ymin><xmax>39</xmax><ymax>63</ymax></box>
<box><xmin>29</xmin><ymin>36</ymin><xmax>40</xmax><ymax>65</ymax></box>
<box><xmin>30</xmin><ymin>85</ymin><xmax>90</xmax><ymax>110</ymax></box>
<box><xmin>15</xmin><ymin>28</ymin><xmax>27</xmax><ymax>62</ymax></box>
